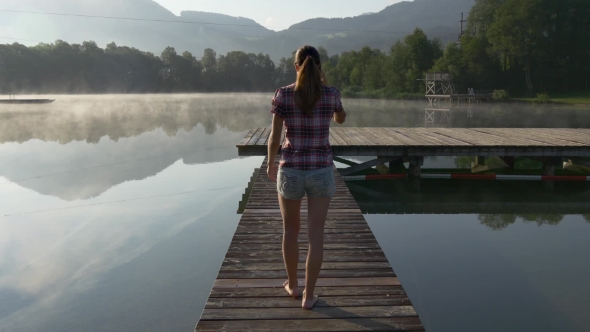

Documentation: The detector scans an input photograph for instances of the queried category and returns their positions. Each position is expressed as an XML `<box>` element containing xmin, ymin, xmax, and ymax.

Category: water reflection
<box><xmin>2</xmin><ymin>95</ymin><xmax>587</xmax><ymax>202</ymax></box>
<box><xmin>367</xmin><ymin>214</ymin><xmax>590</xmax><ymax>332</ymax></box>
<box><xmin>347</xmin><ymin>177</ymin><xmax>590</xmax><ymax>231</ymax></box>
<box><xmin>0</xmin><ymin>94</ymin><xmax>272</xmax><ymax>144</ymax></box>
<box><xmin>2</xmin><ymin>94</ymin><xmax>590</xmax><ymax>331</ymax></box>
<box><xmin>478</xmin><ymin>214</ymin><xmax>578</xmax><ymax>230</ymax></box>
<box><xmin>1</xmin><ymin>95</ymin><xmax>589</xmax><ymax>146</ymax></box>
<box><xmin>0</xmin><ymin>126</ymin><xmax>247</xmax><ymax>200</ymax></box>
<box><xmin>0</xmin><ymin>156</ymin><xmax>264</xmax><ymax>331</ymax></box>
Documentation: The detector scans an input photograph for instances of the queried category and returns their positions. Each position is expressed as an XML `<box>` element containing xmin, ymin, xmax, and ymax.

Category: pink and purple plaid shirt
<box><xmin>271</xmin><ymin>83</ymin><xmax>344</xmax><ymax>171</ymax></box>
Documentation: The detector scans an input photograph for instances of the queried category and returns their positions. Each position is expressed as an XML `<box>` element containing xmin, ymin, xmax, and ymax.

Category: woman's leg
<box><xmin>279</xmin><ymin>195</ymin><xmax>302</xmax><ymax>297</ymax></box>
<box><xmin>303</xmin><ymin>196</ymin><xmax>331</xmax><ymax>309</ymax></box>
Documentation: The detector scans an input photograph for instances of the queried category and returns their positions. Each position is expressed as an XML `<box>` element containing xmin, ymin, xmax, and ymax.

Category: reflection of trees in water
<box><xmin>0</xmin><ymin>96</ymin><xmax>429</xmax><ymax>144</ymax></box>
<box><xmin>479</xmin><ymin>214</ymin><xmax>567</xmax><ymax>230</ymax></box>
<box><xmin>584</xmin><ymin>215</ymin><xmax>590</xmax><ymax>223</ymax></box>
<box><xmin>0</xmin><ymin>95</ymin><xmax>273</xmax><ymax>144</ymax></box>
<box><xmin>519</xmin><ymin>214</ymin><xmax>564</xmax><ymax>226</ymax></box>
<box><xmin>2</xmin><ymin>95</ymin><xmax>587</xmax><ymax>145</ymax></box>
<box><xmin>478</xmin><ymin>214</ymin><xmax>517</xmax><ymax>230</ymax></box>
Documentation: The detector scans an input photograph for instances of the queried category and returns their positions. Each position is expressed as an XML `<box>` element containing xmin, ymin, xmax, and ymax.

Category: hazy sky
<box><xmin>154</xmin><ymin>0</ymin><xmax>404</xmax><ymax>30</ymax></box>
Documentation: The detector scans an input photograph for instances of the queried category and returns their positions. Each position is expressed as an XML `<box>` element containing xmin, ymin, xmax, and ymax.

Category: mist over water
<box><xmin>1</xmin><ymin>94</ymin><xmax>589</xmax><ymax>145</ymax></box>
<box><xmin>1</xmin><ymin>94</ymin><xmax>589</xmax><ymax>332</ymax></box>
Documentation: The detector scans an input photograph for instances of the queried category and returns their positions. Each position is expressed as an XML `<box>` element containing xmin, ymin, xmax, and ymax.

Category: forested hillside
<box><xmin>0</xmin><ymin>0</ymin><xmax>473</xmax><ymax>61</ymax></box>
<box><xmin>0</xmin><ymin>0</ymin><xmax>588</xmax><ymax>97</ymax></box>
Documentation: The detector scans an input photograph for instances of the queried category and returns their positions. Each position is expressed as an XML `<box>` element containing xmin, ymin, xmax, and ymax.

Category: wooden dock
<box><xmin>237</xmin><ymin>127</ymin><xmax>590</xmax><ymax>157</ymax></box>
<box><xmin>195</xmin><ymin>158</ymin><xmax>424</xmax><ymax>331</ymax></box>
<box><xmin>237</xmin><ymin>127</ymin><xmax>590</xmax><ymax>177</ymax></box>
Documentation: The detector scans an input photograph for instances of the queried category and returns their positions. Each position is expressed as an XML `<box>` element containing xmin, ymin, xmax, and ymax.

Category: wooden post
<box><xmin>376</xmin><ymin>156</ymin><xmax>388</xmax><ymax>175</ymax></box>
<box><xmin>542</xmin><ymin>157</ymin><xmax>560</xmax><ymax>191</ymax></box>
<box><xmin>408</xmin><ymin>157</ymin><xmax>423</xmax><ymax>179</ymax></box>
<box><xmin>502</xmin><ymin>156</ymin><xmax>515</xmax><ymax>170</ymax></box>
<box><xmin>476</xmin><ymin>156</ymin><xmax>486</xmax><ymax>166</ymax></box>
<box><xmin>388</xmin><ymin>159</ymin><xmax>404</xmax><ymax>174</ymax></box>
<box><xmin>542</xmin><ymin>157</ymin><xmax>561</xmax><ymax>176</ymax></box>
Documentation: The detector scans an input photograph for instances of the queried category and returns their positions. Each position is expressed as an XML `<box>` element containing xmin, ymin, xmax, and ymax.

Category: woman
<box><xmin>267</xmin><ymin>45</ymin><xmax>347</xmax><ymax>309</ymax></box>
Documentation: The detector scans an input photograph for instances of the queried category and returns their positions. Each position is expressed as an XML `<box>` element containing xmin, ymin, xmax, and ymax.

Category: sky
<box><xmin>153</xmin><ymin>0</ymin><xmax>405</xmax><ymax>30</ymax></box>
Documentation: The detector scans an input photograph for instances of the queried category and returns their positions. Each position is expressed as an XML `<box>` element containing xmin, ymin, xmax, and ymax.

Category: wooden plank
<box><xmin>232</xmin><ymin>228</ymin><xmax>373</xmax><ymax>235</ymax></box>
<box><xmin>225</xmin><ymin>248</ymin><xmax>385</xmax><ymax>257</ymax></box>
<box><xmin>377</xmin><ymin>127</ymin><xmax>422</xmax><ymax>146</ymax></box>
<box><xmin>252</xmin><ymin>128</ymin><xmax>269</xmax><ymax>145</ymax></box>
<box><xmin>208</xmin><ymin>285</ymin><xmax>407</xmax><ymax>298</ymax></box>
<box><xmin>329</xmin><ymin>131</ymin><xmax>346</xmax><ymax>146</ymax></box>
<box><xmin>227</xmin><ymin>243</ymin><xmax>381</xmax><ymax>252</ymax></box>
<box><xmin>521</xmin><ymin>128</ymin><xmax>590</xmax><ymax>146</ymax></box>
<box><xmin>388</xmin><ymin>128</ymin><xmax>443</xmax><ymax>146</ymax></box>
<box><xmin>492</xmin><ymin>128</ymin><xmax>578</xmax><ymax>145</ymax></box>
<box><xmin>332</xmin><ymin>127</ymin><xmax>358</xmax><ymax>146</ymax></box>
<box><xmin>230</xmin><ymin>233</ymin><xmax>378</xmax><ymax>242</ymax></box>
<box><xmin>468</xmin><ymin>128</ymin><xmax>559</xmax><ymax>146</ymax></box>
<box><xmin>236</xmin><ymin>128</ymin><xmax>258</xmax><ymax>146</ymax></box>
<box><xmin>262</xmin><ymin>127</ymin><xmax>274</xmax><ymax>145</ymax></box>
<box><xmin>239</xmin><ymin>216</ymin><xmax>367</xmax><ymax>223</ymax></box>
<box><xmin>243</xmin><ymin>208</ymin><xmax>362</xmax><ymax>214</ymax></box>
<box><xmin>246</xmin><ymin>128</ymin><xmax>265</xmax><ymax>146</ymax></box>
<box><xmin>214</xmin><ymin>277</ymin><xmax>400</xmax><ymax>289</ymax></box>
<box><xmin>446</xmin><ymin>128</ymin><xmax>544</xmax><ymax>146</ymax></box>
<box><xmin>344</xmin><ymin>128</ymin><xmax>377</xmax><ymax>146</ymax></box>
<box><xmin>413</xmin><ymin>127</ymin><xmax>473</xmax><ymax>146</ymax></box>
<box><xmin>216</xmin><ymin>269</ymin><xmax>395</xmax><ymax>279</ymax></box>
<box><xmin>206</xmin><ymin>296</ymin><xmax>412</xmax><ymax>309</ymax></box>
<box><xmin>236</xmin><ymin>222</ymin><xmax>370</xmax><ymax>229</ymax></box>
<box><xmin>219</xmin><ymin>261</ymin><xmax>390</xmax><ymax>271</ymax></box>
<box><xmin>330</xmin><ymin>128</ymin><xmax>352</xmax><ymax>146</ymax></box>
<box><xmin>223</xmin><ymin>255</ymin><xmax>389</xmax><ymax>264</ymax></box>
<box><xmin>357</xmin><ymin>127</ymin><xmax>391</xmax><ymax>146</ymax></box>
<box><xmin>200</xmin><ymin>305</ymin><xmax>417</xmax><ymax>320</ymax></box>
<box><xmin>197</xmin><ymin>317</ymin><xmax>424</xmax><ymax>332</ymax></box>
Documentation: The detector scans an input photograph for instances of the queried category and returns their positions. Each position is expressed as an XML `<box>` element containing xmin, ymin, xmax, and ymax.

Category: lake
<box><xmin>1</xmin><ymin>94</ymin><xmax>589</xmax><ymax>332</ymax></box>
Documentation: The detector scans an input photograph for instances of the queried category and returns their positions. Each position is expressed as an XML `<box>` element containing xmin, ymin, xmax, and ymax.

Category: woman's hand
<box><xmin>268</xmin><ymin>163</ymin><xmax>278</xmax><ymax>181</ymax></box>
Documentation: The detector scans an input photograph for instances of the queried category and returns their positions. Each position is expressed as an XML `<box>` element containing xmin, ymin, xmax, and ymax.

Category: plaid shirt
<box><xmin>271</xmin><ymin>83</ymin><xmax>344</xmax><ymax>171</ymax></box>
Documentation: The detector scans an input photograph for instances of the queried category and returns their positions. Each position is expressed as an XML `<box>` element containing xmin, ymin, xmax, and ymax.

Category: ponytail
<box><xmin>294</xmin><ymin>46</ymin><xmax>325</xmax><ymax>116</ymax></box>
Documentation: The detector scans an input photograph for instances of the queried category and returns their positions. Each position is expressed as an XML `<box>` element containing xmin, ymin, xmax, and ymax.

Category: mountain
<box><xmin>0</xmin><ymin>0</ymin><xmax>475</xmax><ymax>61</ymax></box>
<box><xmin>280</xmin><ymin>0</ymin><xmax>475</xmax><ymax>56</ymax></box>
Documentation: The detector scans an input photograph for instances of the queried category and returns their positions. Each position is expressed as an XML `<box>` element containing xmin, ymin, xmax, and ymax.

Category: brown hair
<box><xmin>294</xmin><ymin>45</ymin><xmax>326</xmax><ymax>116</ymax></box>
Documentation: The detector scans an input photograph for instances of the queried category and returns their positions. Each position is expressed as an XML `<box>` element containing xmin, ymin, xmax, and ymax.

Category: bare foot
<box><xmin>302</xmin><ymin>292</ymin><xmax>319</xmax><ymax>310</ymax></box>
<box><xmin>283</xmin><ymin>281</ymin><xmax>300</xmax><ymax>298</ymax></box>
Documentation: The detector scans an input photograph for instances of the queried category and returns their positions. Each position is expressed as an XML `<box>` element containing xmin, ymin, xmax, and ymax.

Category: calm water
<box><xmin>0</xmin><ymin>94</ymin><xmax>589</xmax><ymax>332</ymax></box>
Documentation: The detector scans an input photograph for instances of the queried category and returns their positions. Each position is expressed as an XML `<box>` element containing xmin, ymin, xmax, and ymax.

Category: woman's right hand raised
<box><xmin>334</xmin><ymin>109</ymin><xmax>346</xmax><ymax>124</ymax></box>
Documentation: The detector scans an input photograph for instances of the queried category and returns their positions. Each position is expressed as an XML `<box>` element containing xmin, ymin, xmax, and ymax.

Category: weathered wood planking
<box><xmin>195</xmin><ymin>158</ymin><xmax>424</xmax><ymax>332</ymax></box>
<box><xmin>237</xmin><ymin>127</ymin><xmax>590</xmax><ymax>157</ymax></box>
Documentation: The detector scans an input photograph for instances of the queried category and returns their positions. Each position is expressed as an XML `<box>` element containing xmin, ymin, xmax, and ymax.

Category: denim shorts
<box><xmin>277</xmin><ymin>166</ymin><xmax>336</xmax><ymax>200</ymax></box>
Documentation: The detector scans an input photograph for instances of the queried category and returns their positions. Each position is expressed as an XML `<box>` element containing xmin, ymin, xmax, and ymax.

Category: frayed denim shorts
<box><xmin>277</xmin><ymin>166</ymin><xmax>336</xmax><ymax>200</ymax></box>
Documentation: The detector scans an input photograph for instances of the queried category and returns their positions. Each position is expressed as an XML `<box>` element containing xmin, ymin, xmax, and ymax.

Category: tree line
<box><xmin>0</xmin><ymin>41</ymin><xmax>277</xmax><ymax>94</ymax></box>
<box><xmin>0</xmin><ymin>0</ymin><xmax>588</xmax><ymax>96</ymax></box>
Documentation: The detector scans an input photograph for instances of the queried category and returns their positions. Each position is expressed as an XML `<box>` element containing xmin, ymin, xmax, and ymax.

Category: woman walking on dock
<box><xmin>267</xmin><ymin>45</ymin><xmax>347</xmax><ymax>309</ymax></box>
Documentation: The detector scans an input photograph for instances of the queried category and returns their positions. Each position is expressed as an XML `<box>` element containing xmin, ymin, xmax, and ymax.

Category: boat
<box><xmin>0</xmin><ymin>99</ymin><xmax>55</xmax><ymax>104</ymax></box>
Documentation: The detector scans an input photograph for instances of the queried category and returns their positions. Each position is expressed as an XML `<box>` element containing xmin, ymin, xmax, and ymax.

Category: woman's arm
<box><xmin>334</xmin><ymin>110</ymin><xmax>347</xmax><ymax>124</ymax></box>
<box><xmin>267</xmin><ymin>114</ymin><xmax>284</xmax><ymax>181</ymax></box>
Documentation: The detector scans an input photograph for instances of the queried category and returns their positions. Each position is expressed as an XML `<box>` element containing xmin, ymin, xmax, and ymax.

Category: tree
<box><xmin>201</xmin><ymin>48</ymin><xmax>218</xmax><ymax>91</ymax></box>
<box><xmin>486</xmin><ymin>0</ymin><xmax>544</xmax><ymax>95</ymax></box>
<box><xmin>275</xmin><ymin>51</ymin><xmax>296</xmax><ymax>87</ymax></box>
